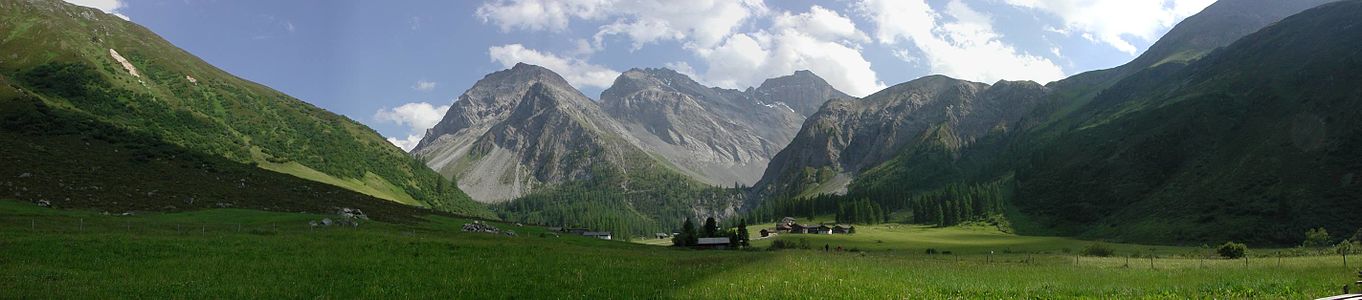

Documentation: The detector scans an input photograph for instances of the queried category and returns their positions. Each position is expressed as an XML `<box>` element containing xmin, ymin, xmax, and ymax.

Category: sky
<box><xmin>67</xmin><ymin>0</ymin><xmax>1216</xmax><ymax>151</ymax></box>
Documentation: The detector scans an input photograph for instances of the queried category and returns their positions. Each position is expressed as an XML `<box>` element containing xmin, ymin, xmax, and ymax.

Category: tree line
<box><xmin>671</xmin><ymin>217</ymin><xmax>750</xmax><ymax>248</ymax></box>
<box><xmin>745</xmin><ymin>179</ymin><xmax>1012</xmax><ymax>227</ymax></box>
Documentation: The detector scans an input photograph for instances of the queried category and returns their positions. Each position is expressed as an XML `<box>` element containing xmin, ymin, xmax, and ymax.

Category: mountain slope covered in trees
<box><xmin>770</xmin><ymin>0</ymin><xmax>1358</xmax><ymax>245</ymax></box>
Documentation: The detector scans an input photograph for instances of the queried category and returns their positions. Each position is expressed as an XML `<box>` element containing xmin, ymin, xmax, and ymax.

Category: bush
<box><xmin>1217</xmin><ymin>242</ymin><xmax>1247</xmax><ymax>259</ymax></box>
<box><xmin>769</xmin><ymin>238</ymin><xmax>813</xmax><ymax>250</ymax></box>
<box><xmin>1304</xmin><ymin>227</ymin><xmax>1331</xmax><ymax>248</ymax></box>
<box><xmin>1081</xmin><ymin>243</ymin><xmax>1115</xmax><ymax>257</ymax></box>
<box><xmin>925</xmin><ymin>248</ymin><xmax>938</xmax><ymax>255</ymax></box>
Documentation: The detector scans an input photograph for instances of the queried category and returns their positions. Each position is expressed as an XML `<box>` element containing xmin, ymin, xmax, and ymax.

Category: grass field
<box><xmin>3</xmin><ymin>200</ymin><xmax>1358</xmax><ymax>299</ymax></box>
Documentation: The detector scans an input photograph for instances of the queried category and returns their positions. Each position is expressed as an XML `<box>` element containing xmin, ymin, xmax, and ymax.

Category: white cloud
<box><xmin>488</xmin><ymin>44</ymin><xmax>621</xmax><ymax>89</ymax></box>
<box><xmin>858</xmin><ymin>0</ymin><xmax>1066</xmax><ymax>84</ymax></box>
<box><xmin>63</xmin><ymin>0</ymin><xmax>129</xmax><ymax>20</ymax></box>
<box><xmin>413</xmin><ymin>80</ymin><xmax>437</xmax><ymax>92</ymax></box>
<box><xmin>374</xmin><ymin>102</ymin><xmax>451</xmax><ymax>151</ymax></box>
<box><xmin>386</xmin><ymin>135</ymin><xmax>425</xmax><ymax>152</ymax></box>
<box><xmin>592</xmin><ymin>0</ymin><xmax>764</xmax><ymax>50</ymax></box>
<box><xmin>771</xmin><ymin>6</ymin><xmax>869</xmax><ymax>43</ymax></box>
<box><xmin>475</xmin><ymin>0</ymin><xmax>611</xmax><ymax>32</ymax></box>
<box><xmin>1002</xmin><ymin>0</ymin><xmax>1215</xmax><ymax>54</ymax></box>
<box><xmin>685</xmin><ymin>6</ymin><xmax>885</xmax><ymax>97</ymax></box>
<box><xmin>476</xmin><ymin>0</ymin><xmax>765</xmax><ymax>51</ymax></box>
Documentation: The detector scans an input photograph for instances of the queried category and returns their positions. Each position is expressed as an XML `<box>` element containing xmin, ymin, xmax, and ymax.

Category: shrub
<box><xmin>769</xmin><ymin>238</ymin><xmax>813</xmax><ymax>250</ymax></box>
<box><xmin>1081</xmin><ymin>243</ymin><xmax>1115</xmax><ymax>257</ymax></box>
<box><xmin>925</xmin><ymin>248</ymin><xmax>938</xmax><ymax>255</ymax></box>
<box><xmin>1304</xmin><ymin>227</ymin><xmax>1331</xmax><ymax>248</ymax></box>
<box><xmin>1217</xmin><ymin>242</ymin><xmax>1247</xmax><ymax>259</ymax></box>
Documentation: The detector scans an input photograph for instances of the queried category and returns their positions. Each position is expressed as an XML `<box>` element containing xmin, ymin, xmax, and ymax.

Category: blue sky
<box><xmin>68</xmin><ymin>0</ymin><xmax>1215</xmax><ymax>151</ymax></box>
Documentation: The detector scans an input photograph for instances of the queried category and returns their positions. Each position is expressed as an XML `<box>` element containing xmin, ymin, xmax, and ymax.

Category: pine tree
<box><xmin>679</xmin><ymin>218</ymin><xmax>698</xmax><ymax>246</ymax></box>
<box><xmin>703</xmin><ymin>217</ymin><xmax>718</xmax><ymax>238</ymax></box>
<box><xmin>934</xmin><ymin>203</ymin><xmax>945</xmax><ymax>227</ymax></box>
<box><xmin>737</xmin><ymin>219</ymin><xmax>750</xmax><ymax>248</ymax></box>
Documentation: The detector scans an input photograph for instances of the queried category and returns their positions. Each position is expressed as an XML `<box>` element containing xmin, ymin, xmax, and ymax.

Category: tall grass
<box><xmin>2</xmin><ymin>200</ymin><xmax>1356</xmax><ymax>298</ymax></box>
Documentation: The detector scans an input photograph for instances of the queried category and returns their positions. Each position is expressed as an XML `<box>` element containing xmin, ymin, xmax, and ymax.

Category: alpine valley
<box><xmin>4</xmin><ymin>0</ymin><xmax>1362</xmax><ymax>297</ymax></box>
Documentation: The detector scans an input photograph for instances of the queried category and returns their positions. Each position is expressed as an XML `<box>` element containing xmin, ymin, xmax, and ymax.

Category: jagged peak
<box><xmin>757</xmin><ymin>70</ymin><xmax>829</xmax><ymax>89</ymax></box>
<box><xmin>602</xmin><ymin>67</ymin><xmax>707</xmax><ymax>101</ymax></box>
<box><xmin>474</xmin><ymin>62</ymin><xmax>573</xmax><ymax>89</ymax></box>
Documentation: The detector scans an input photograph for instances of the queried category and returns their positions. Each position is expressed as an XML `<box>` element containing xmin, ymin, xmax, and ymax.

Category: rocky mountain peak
<box><xmin>753</xmin><ymin>70</ymin><xmax>853</xmax><ymax>117</ymax></box>
<box><xmin>411</xmin><ymin>63</ymin><xmax>577</xmax><ymax>154</ymax></box>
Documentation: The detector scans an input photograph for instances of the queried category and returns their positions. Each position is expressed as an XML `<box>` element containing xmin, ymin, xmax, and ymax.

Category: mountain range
<box><xmin>4</xmin><ymin>0</ymin><xmax>1360</xmax><ymax>244</ymax></box>
<box><xmin>761</xmin><ymin>0</ymin><xmax>1357</xmax><ymax>244</ymax></box>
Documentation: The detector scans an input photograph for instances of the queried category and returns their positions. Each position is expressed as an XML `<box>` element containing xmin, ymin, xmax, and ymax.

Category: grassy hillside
<box><xmin>1004</xmin><ymin>1</ymin><xmax>1362</xmax><ymax>244</ymax></box>
<box><xmin>0</xmin><ymin>0</ymin><xmax>485</xmax><ymax>215</ymax></box>
<box><xmin>0</xmin><ymin>97</ymin><xmax>492</xmax><ymax>220</ymax></box>
<box><xmin>4</xmin><ymin>201</ymin><xmax>1356</xmax><ymax>298</ymax></box>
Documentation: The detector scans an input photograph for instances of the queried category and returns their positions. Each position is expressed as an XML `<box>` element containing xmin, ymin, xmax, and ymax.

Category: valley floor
<box><xmin>1</xmin><ymin>200</ymin><xmax>1355</xmax><ymax>299</ymax></box>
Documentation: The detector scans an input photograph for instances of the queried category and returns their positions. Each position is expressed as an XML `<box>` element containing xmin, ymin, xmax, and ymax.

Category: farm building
<box><xmin>815</xmin><ymin>225</ymin><xmax>833</xmax><ymax>234</ymax></box>
<box><xmin>695</xmin><ymin>237</ymin><xmax>733</xmax><ymax>249</ymax></box>
<box><xmin>781</xmin><ymin>220</ymin><xmax>852</xmax><ymax>235</ymax></box>
<box><xmin>775</xmin><ymin>223</ymin><xmax>792</xmax><ymax>233</ymax></box>
<box><xmin>832</xmin><ymin>225</ymin><xmax>854</xmax><ymax>234</ymax></box>
<box><xmin>582</xmin><ymin>232</ymin><xmax>612</xmax><ymax>240</ymax></box>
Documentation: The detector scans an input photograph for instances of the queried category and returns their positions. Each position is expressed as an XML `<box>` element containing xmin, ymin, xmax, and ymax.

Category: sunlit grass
<box><xmin>2</xmin><ymin>200</ymin><xmax>1355</xmax><ymax>299</ymax></box>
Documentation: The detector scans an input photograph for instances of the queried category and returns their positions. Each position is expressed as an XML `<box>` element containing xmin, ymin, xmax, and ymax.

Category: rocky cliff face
<box><xmin>752</xmin><ymin>76</ymin><xmax>1048</xmax><ymax>199</ymax></box>
<box><xmin>599</xmin><ymin>68</ymin><xmax>851</xmax><ymax>187</ymax></box>
<box><xmin>412</xmin><ymin>63</ymin><xmax>638</xmax><ymax>202</ymax></box>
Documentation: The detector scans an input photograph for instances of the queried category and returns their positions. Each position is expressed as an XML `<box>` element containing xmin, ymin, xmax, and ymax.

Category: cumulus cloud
<box><xmin>374</xmin><ymin>102</ymin><xmax>451</xmax><ymax>152</ymax></box>
<box><xmin>386</xmin><ymin>135</ymin><xmax>425</xmax><ymax>153</ymax></box>
<box><xmin>476</xmin><ymin>0</ymin><xmax>764</xmax><ymax>50</ymax></box>
<box><xmin>592</xmin><ymin>0</ymin><xmax>764</xmax><ymax>50</ymax></box>
<box><xmin>63</xmin><ymin>0</ymin><xmax>129</xmax><ymax>20</ymax></box>
<box><xmin>690</xmin><ymin>5</ymin><xmax>884</xmax><ymax>97</ymax></box>
<box><xmin>488</xmin><ymin>44</ymin><xmax>621</xmax><ymax>89</ymax></box>
<box><xmin>413</xmin><ymin>80</ymin><xmax>437</xmax><ymax>92</ymax></box>
<box><xmin>858</xmin><ymin>0</ymin><xmax>1066</xmax><ymax>84</ymax></box>
<box><xmin>474</xmin><ymin>0</ymin><xmax>610</xmax><ymax>32</ymax></box>
<box><xmin>1002</xmin><ymin>0</ymin><xmax>1215</xmax><ymax>54</ymax></box>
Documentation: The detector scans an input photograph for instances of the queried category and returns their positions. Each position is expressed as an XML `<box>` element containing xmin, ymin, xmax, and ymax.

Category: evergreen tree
<box><xmin>703</xmin><ymin>217</ymin><xmax>719</xmax><ymax>238</ymax></box>
<box><xmin>675</xmin><ymin>218</ymin><xmax>697</xmax><ymax>246</ymax></box>
<box><xmin>736</xmin><ymin>219</ymin><xmax>750</xmax><ymax>248</ymax></box>
<box><xmin>934</xmin><ymin>203</ymin><xmax>945</xmax><ymax>226</ymax></box>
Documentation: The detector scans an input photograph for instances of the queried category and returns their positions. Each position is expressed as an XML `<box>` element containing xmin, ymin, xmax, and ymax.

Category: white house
<box><xmin>582</xmin><ymin>231</ymin><xmax>612</xmax><ymax>240</ymax></box>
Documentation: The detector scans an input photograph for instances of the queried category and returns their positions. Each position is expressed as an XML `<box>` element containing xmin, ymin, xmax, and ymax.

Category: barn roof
<box><xmin>697</xmin><ymin>237</ymin><xmax>731</xmax><ymax>245</ymax></box>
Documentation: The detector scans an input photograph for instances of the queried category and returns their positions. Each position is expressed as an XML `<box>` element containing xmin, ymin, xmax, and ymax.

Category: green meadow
<box><xmin>2</xmin><ymin>200</ymin><xmax>1357</xmax><ymax>299</ymax></box>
